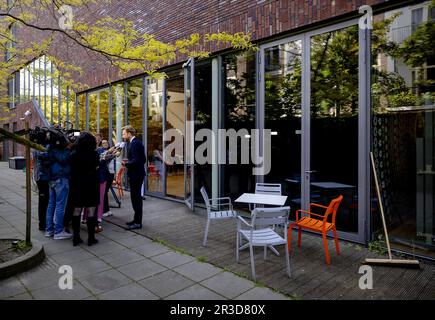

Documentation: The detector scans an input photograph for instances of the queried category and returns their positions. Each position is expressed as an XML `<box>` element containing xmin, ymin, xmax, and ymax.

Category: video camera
<box><xmin>26</xmin><ymin>122</ymin><xmax>81</xmax><ymax>149</ymax></box>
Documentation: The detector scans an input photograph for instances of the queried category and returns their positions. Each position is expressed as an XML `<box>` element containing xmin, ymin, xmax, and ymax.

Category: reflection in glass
<box><xmin>127</xmin><ymin>78</ymin><xmax>144</xmax><ymax>141</ymax></box>
<box><xmin>165</xmin><ymin>70</ymin><xmax>185</xmax><ymax>199</ymax></box>
<box><xmin>371</xmin><ymin>3</ymin><xmax>435</xmax><ymax>258</ymax></box>
<box><xmin>264</xmin><ymin>40</ymin><xmax>302</xmax><ymax>217</ymax></box>
<box><xmin>67</xmin><ymin>87</ymin><xmax>76</xmax><ymax>127</ymax></box>
<box><xmin>111</xmin><ymin>83</ymin><xmax>125</xmax><ymax>146</ymax></box>
<box><xmin>194</xmin><ymin>61</ymin><xmax>213</xmax><ymax>203</ymax></box>
<box><xmin>77</xmin><ymin>94</ymin><xmax>86</xmax><ymax>130</ymax></box>
<box><xmin>88</xmin><ymin>92</ymin><xmax>98</xmax><ymax>134</ymax></box>
<box><xmin>98</xmin><ymin>90</ymin><xmax>110</xmax><ymax>142</ymax></box>
<box><xmin>87</xmin><ymin>88</ymin><xmax>109</xmax><ymax>139</ymax></box>
<box><xmin>147</xmin><ymin>78</ymin><xmax>164</xmax><ymax>193</ymax></box>
<box><xmin>310</xmin><ymin>25</ymin><xmax>359</xmax><ymax>233</ymax></box>
<box><xmin>222</xmin><ymin>51</ymin><xmax>256</xmax><ymax>201</ymax></box>
<box><xmin>111</xmin><ymin>83</ymin><xmax>126</xmax><ymax>188</ymax></box>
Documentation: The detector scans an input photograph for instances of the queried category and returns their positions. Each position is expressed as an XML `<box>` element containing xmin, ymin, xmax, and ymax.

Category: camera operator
<box><xmin>33</xmin><ymin>149</ymin><xmax>50</xmax><ymax>231</ymax></box>
<box><xmin>45</xmin><ymin>140</ymin><xmax>73</xmax><ymax>240</ymax></box>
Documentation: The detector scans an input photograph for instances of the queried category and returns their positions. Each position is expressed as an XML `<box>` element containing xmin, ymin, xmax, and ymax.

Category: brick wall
<box><xmin>0</xmin><ymin>101</ymin><xmax>48</xmax><ymax>160</ymax></box>
<box><xmin>11</xmin><ymin>0</ymin><xmax>392</xmax><ymax>91</ymax></box>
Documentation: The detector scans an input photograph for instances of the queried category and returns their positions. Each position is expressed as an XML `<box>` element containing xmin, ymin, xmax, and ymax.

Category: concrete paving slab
<box><xmin>151</xmin><ymin>251</ymin><xmax>195</xmax><ymax>269</ymax></box>
<box><xmin>80</xmin><ymin>269</ymin><xmax>132</xmax><ymax>295</ymax></box>
<box><xmin>138</xmin><ymin>270</ymin><xmax>195</xmax><ymax>298</ymax></box>
<box><xmin>17</xmin><ymin>266</ymin><xmax>60</xmax><ymax>291</ymax></box>
<box><xmin>173</xmin><ymin>261</ymin><xmax>223</xmax><ymax>282</ymax></box>
<box><xmin>117</xmin><ymin>259</ymin><xmax>167</xmax><ymax>281</ymax></box>
<box><xmin>235</xmin><ymin>286</ymin><xmax>291</xmax><ymax>300</ymax></box>
<box><xmin>100</xmin><ymin>249</ymin><xmax>145</xmax><ymax>268</ymax></box>
<box><xmin>31</xmin><ymin>280</ymin><xmax>93</xmax><ymax>300</ymax></box>
<box><xmin>68</xmin><ymin>257</ymin><xmax>113</xmax><ymax>279</ymax></box>
<box><xmin>0</xmin><ymin>277</ymin><xmax>27</xmax><ymax>299</ymax></box>
<box><xmin>5</xmin><ymin>292</ymin><xmax>34</xmax><ymax>300</ymax></box>
<box><xmin>200</xmin><ymin>272</ymin><xmax>255</xmax><ymax>299</ymax></box>
<box><xmin>164</xmin><ymin>284</ymin><xmax>226</xmax><ymax>300</ymax></box>
<box><xmin>51</xmin><ymin>247</ymin><xmax>95</xmax><ymax>265</ymax></box>
<box><xmin>98</xmin><ymin>282</ymin><xmax>159</xmax><ymax>300</ymax></box>
<box><xmin>132</xmin><ymin>242</ymin><xmax>170</xmax><ymax>257</ymax></box>
<box><xmin>108</xmin><ymin>234</ymin><xmax>153</xmax><ymax>248</ymax></box>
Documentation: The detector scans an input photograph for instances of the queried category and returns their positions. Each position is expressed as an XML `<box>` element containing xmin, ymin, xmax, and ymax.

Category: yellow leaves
<box><xmin>15</xmin><ymin>11</ymin><xmax>35</xmax><ymax>23</ymax></box>
<box><xmin>0</xmin><ymin>0</ymin><xmax>255</xmax><ymax>93</ymax></box>
<box><xmin>205</xmin><ymin>32</ymin><xmax>256</xmax><ymax>51</ymax></box>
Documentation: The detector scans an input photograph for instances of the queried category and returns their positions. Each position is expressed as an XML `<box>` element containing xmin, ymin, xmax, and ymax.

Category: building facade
<box><xmin>1</xmin><ymin>0</ymin><xmax>434</xmax><ymax>260</ymax></box>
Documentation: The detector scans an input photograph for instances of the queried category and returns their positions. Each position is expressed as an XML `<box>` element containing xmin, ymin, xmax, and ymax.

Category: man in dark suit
<box><xmin>122</xmin><ymin>125</ymin><xmax>146</xmax><ymax>230</ymax></box>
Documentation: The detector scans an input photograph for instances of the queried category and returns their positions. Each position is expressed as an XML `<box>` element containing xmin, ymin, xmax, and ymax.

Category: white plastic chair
<box><xmin>200</xmin><ymin>187</ymin><xmax>237</xmax><ymax>246</ymax></box>
<box><xmin>249</xmin><ymin>183</ymin><xmax>282</xmax><ymax>211</ymax></box>
<box><xmin>236</xmin><ymin>206</ymin><xmax>291</xmax><ymax>281</ymax></box>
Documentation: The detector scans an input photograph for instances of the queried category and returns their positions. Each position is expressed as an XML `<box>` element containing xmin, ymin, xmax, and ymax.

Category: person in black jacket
<box><xmin>122</xmin><ymin>125</ymin><xmax>146</xmax><ymax>230</ymax></box>
<box><xmin>33</xmin><ymin>148</ymin><xmax>50</xmax><ymax>231</ymax></box>
<box><xmin>69</xmin><ymin>132</ymin><xmax>100</xmax><ymax>246</ymax></box>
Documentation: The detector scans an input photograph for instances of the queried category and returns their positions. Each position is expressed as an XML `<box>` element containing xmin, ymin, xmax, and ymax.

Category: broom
<box><xmin>364</xmin><ymin>152</ymin><xmax>420</xmax><ymax>268</ymax></box>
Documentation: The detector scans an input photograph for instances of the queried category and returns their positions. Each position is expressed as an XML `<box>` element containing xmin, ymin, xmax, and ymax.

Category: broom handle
<box><xmin>370</xmin><ymin>152</ymin><xmax>392</xmax><ymax>260</ymax></box>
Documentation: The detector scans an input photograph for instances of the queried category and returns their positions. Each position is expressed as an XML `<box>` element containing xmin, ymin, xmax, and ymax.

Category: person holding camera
<box><xmin>33</xmin><ymin>149</ymin><xmax>50</xmax><ymax>231</ymax></box>
<box><xmin>45</xmin><ymin>142</ymin><xmax>73</xmax><ymax>240</ymax></box>
<box><xmin>70</xmin><ymin>132</ymin><xmax>100</xmax><ymax>246</ymax></box>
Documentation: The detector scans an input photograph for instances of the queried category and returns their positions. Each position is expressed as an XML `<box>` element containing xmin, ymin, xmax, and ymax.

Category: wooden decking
<box><xmin>107</xmin><ymin>196</ymin><xmax>435</xmax><ymax>300</ymax></box>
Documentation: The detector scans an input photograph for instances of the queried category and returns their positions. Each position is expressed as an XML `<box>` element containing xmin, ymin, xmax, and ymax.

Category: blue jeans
<box><xmin>46</xmin><ymin>178</ymin><xmax>69</xmax><ymax>234</ymax></box>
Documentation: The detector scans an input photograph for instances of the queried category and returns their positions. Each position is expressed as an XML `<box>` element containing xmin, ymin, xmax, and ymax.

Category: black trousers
<box><xmin>103</xmin><ymin>173</ymin><xmax>115</xmax><ymax>213</ymax></box>
<box><xmin>36</xmin><ymin>180</ymin><xmax>49</xmax><ymax>230</ymax></box>
<box><xmin>129</xmin><ymin>175</ymin><xmax>143</xmax><ymax>224</ymax></box>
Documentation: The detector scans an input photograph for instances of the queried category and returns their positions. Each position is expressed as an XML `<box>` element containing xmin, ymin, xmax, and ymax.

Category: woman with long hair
<box><xmin>70</xmin><ymin>132</ymin><xmax>100</xmax><ymax>246</ymax></box>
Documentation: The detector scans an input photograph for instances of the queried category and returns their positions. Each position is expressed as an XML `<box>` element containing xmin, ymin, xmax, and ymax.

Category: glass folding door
<box><xmin>260</xmin><ymin>20</ymin><xmax>368</xmax><ymax>242</ymax></box>
<box><xmin>260</xmin><ymin>37</ymin><xmax>303</xmax><ymax>219</ymax></box>
<box><xmin>184</xmin><ymin>58</ymin><xmax>195</xmax><ymax>210</ymax></box>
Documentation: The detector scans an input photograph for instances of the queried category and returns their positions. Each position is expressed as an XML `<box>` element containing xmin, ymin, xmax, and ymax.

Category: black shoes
<box><xmin>126</xmin><ymin>220</ymin><xmax>135</xmax><ymax>226</ymax></box>
<box><xmin>72</xmin><ymin>216</ymin><xmax>83</xmax><ymax>247</ymax></box>
<box><xmin>125</xmin><ymin>223</ymin><xmax>142</xmax><ymax>230</ymax></box>
<box><xmin>86</xmin><ymin>216</ymin><xmax>99</xmax><ymax>246</ymax></box>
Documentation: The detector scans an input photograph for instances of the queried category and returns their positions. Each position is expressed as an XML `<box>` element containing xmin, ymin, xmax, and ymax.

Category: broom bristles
<box><xmin>364</xmin><ymin>258</ymin><xmax>420</xmax><ymax>269</ymax></box>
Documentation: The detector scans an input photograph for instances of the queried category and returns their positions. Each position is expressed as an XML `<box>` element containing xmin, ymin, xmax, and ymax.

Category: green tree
<box><xmin>0</xmin><ymin>0</ymin><xmax>255</xmax><ymax>112</ymax></box>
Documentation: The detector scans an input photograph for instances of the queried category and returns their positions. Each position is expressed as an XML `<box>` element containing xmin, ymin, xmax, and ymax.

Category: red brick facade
<box><xmin>11</xmin><ymin>0</ymin><xmax>393</xmax><ymax>90</ymax></box>
<box><xmin>0</xmin><ymin>101</ymin><xmax>48</xmax><ymax>159</ymax></box>
<box><xmin>1</xmin><ymin>0</ymin><xmax>407</xmax><ymax>159</ymax></box>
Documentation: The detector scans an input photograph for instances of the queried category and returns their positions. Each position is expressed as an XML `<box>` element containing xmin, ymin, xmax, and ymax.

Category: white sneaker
<box><xmin>54</xmin><ymin>231</ymin><xmax>73</xmax><ymax>240</ymax></box>
<box><xmin>44</xmin><ymin>231</ymin><xmax>54</xmax><ymax>238</ymax></box>
<box><xmin>103</xmin><ymin>211</ymin><xmax>113</xmax><ymax>217</ymax></box>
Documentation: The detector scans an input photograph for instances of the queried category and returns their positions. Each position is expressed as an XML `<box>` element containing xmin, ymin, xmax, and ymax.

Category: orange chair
<box><xmin>288</xmin><ymin>195</ymin><xmax>343</xmax><ymax>265</ymax></box>
<box><xmin>113</xmin><ymin>166</ymin><xmax>125</xmax><ymax>198</ymax></box>
<box><xmin>147</xmin><ymin>164</ymin><xmax>161</xmax><ymax>190</ymax></box>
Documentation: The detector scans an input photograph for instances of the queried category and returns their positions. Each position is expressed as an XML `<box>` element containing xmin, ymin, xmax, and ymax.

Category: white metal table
<box><xmin>235</xmin><ymin>193</ymin><xmax>288</xmax><ymax>206</ymax></box>
<box><xmin>235</xmin><ymin>193</ymin><xmax>288</xmax><ymax>256</ymax></box>
<box><xmin>310</xmin><ymin>182</ymin><xmax>355</xmax><ymax>189</ymax></box>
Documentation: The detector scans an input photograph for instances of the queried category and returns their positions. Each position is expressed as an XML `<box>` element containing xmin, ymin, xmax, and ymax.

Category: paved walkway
<box><xmin>0</xmin><ymin>162</ymin><xmax>289</xmax><ymax>300</ymax></box>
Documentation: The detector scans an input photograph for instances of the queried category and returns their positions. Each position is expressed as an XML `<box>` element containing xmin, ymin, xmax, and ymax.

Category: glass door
<box><xmin>305</xmin><ymin>20</ymin><xmax>368</xmax><ymax>243</ymax></box>
<box><xmin>165</xmin><ymin>70</ymin><xmax>185</xmax><ymax>200</ymax></box>
<box><xmin>184</xmin><ymin>58</ymin><xmax>195</xmax><ymax>210</ymax></box>
<box><xmin>260</xmin><ymin>20</ymin><xmax>368</xmax><ymax>242</ymax></box>
<box><xmin>260</xmin><ymin>37</ymin><xmax>303</xmax><ymax>219</ymax></box>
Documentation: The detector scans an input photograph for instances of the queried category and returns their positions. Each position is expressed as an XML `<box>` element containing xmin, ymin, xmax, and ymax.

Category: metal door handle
<box><xmin>305</xmin><ymin>170</ymin><xmax>317</xmax><ymax>174</ymax></box>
